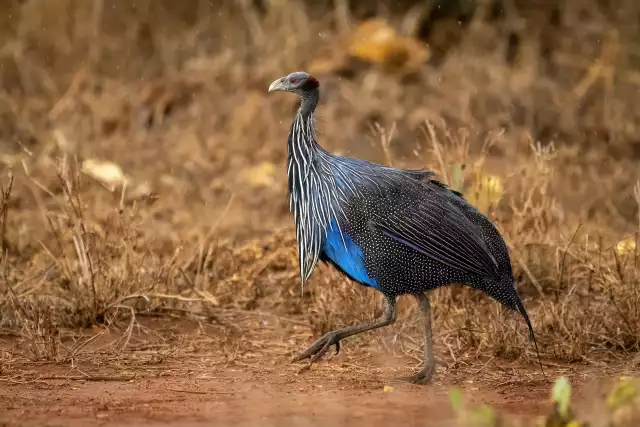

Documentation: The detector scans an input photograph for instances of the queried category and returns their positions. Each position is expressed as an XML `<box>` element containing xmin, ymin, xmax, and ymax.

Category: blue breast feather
<box><xmin>320</xmin><ymin>219</ymin><xmax>378</xmax><ymax>289</ymax></box>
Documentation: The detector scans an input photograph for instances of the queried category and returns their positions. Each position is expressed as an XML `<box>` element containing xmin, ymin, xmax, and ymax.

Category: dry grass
<box><xmin>0</xmin><ymin>0</ymin><xmax>639</xmax><ymax>380</ymax></box>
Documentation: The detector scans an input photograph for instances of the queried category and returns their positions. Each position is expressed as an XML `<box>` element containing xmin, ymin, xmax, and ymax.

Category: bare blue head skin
<box><xmin>268</xmin><ymin>71</ymin><xmax>320</xmax><ymax>116</ymax></box>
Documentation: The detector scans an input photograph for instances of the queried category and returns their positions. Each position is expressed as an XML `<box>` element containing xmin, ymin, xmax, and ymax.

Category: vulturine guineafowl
<box><xmin>268</xmin><ymin>71</ymin><xmax>541</xmax><ymax>384</ymax></box>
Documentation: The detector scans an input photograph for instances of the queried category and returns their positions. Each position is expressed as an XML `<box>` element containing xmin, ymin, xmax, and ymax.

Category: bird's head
<box><xmin>268</xmin><ymin>71</ymin><xmax>319</xmax><ymax>97</ymax></box>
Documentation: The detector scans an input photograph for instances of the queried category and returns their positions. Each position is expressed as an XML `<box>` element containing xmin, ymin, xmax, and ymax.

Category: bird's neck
<box><xmin>289</xmin><ymin>88</ymin><xmax>320</xmax><ymax>156</ymax></box>
<box><xmin>286</xmin><ymin>93</ymin><xmax>332</xmax><ymax>285</ymax></box>
<box><xmin>287</xmin><ymin>110</ymin><xmax>319</xmax><ymax>187</ymax></box>
<box><xmin>286</xmin><ymin>101</ymin><xmax>326</xmax><ymax>229</ymax></box>
<box><xmin>299</xmin><ymin>88</ymin><xmax>319</xmax><ymax>117</ymax></box>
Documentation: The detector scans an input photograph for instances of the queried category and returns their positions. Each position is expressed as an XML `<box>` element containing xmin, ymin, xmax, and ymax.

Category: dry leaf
<box><xmin>308</xmin><ymin>18</ymin><xmax>430</xmax><ymax>76</ymax></box>
<box><xmin>81</xmin><ymin>158</ymin><xmax>128</xmax><ymax>192</ymax></box>
<box><xmin>347</xmin><ymin>19</ymin><xmax>430</xmax><ymax>72</ymax></box>
<box><xmin>615</xmin><ymin>236</ymin><xmax>636</xmax><ymax>255</ymax></box>
<box><xmin>125</xmin><ymin>181</ymin><xmax>157</xmax><ymax>203</ymax></box>
<box><xmin>242</xmin><ymin>161</ymin><xmax>277</xmax><ymax>188</ymax></box>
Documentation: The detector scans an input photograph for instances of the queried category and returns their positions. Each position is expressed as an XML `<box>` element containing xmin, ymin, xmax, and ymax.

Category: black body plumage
<box><xmin>268</xmin><ymin>71</ymin><xmax>541</xmax><ymax>382</ymax></box>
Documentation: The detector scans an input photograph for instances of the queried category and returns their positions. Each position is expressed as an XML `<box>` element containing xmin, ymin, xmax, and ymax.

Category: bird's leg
<box><xmin>396</xmin><ymin>292</ymin><xmax>436</xmax><ymax>385</ymax></box>
<box><xmin>293</xmin><ymin>294</ymin><xmax>397</xmax><ymax>365</ymax></box>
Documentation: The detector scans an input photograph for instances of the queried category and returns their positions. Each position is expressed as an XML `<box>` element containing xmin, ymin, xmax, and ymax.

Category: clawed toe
<box><xmin>394</xmin><ymin>365</ymin><xmax>435</xmax><ymax>385</ymax></box>
<box><xmin>407</xmin><ymin>372</ymin><xmax>432</xmax><ymax>385</ymax></box>
<box><xmin>394</xmin><ymin>373</ymin><xmax>431</xmax><ymax>385</ymax></box>
<box><xmin>292</xmin><ymin>332</ymin><xmax>341</xmax><ymax>364</ymax></box>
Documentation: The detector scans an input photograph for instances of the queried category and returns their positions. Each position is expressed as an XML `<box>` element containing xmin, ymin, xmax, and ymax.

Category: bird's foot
<box><xmin>292</xmin><ymin>331</ymin><xmax>341</xmax><ymax>365</ymax></box>
<box><xmin>394</xmin><ymin>363</ymin><xmax>436</xmax><ymax>385</ymax></box>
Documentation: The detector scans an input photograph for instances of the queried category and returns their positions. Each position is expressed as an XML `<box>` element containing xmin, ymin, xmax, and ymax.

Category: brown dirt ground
<box><xmin>1</xmin><ymin>317</ymin><xmax>636</xmax><ymax>427</ymax></box>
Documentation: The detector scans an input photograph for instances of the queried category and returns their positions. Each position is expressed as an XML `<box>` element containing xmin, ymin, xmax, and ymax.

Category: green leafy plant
<box><xmin>449</xmin><ymin>388</ymin><xmax>501</xmax><ymax>427</ymax></box>
<box><xmin>607</xmin><ymin>377</ymin><xmax>640</xmax><ymax>427</ymax></box>
<box><xmin>552</xmin><ymin>377</ymin><xmax>572</xmax><ymax>418</ymax></box>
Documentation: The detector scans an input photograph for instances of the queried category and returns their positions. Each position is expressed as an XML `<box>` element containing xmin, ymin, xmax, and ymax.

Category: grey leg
<box><xmin>293</xmin><ymin>294</ymin><xmax>397</xmax><ymax>364</ymax></box>
<box><xmin>397</xmin><ymin>292</ymin><xmax>436</xmax><ymax>385</ymax></box>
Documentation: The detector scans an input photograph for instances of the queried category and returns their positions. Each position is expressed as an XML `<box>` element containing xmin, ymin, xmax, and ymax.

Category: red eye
<box><xmin>290</xmin><ymin>78</ymin><xmax>297</xmax><ymax>83</ymax></box>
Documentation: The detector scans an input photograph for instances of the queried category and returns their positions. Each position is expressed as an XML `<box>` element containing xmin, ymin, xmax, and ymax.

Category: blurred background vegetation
<box><xmin>0</xmin><ymin>0</ymin><xmax>639</xmax><ymax>233</ymax></box>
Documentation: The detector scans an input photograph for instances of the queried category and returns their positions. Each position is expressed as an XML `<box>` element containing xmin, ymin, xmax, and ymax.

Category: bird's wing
<box><xmin>384</xmin><ymin>166</ymin><xmax>466</xmax><ymax>198</ymax></box>
<box><xmin>390</xmin><ymin>167</ymin><xmax>434</xmax><ymax>181</ymax></box>
<box><xmin>367</xmin><ymin>185</ymin><xmax>500</xmax><ymax>280</ymax></box>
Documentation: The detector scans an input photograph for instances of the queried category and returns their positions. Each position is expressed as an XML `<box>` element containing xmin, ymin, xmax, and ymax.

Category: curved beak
<box><xmin>268</xmin><ymin>78</ymin><xmax>286</xmax><ymax>93</ymax></box>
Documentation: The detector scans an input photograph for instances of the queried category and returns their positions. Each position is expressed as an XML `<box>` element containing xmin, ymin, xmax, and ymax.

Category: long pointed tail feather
<box><xmin>484</xmin><ymin>276</ymin><xmax>545</xmax><ymax>377</ymax></box>
<box><xmin>513</xmin><ymin>294</ymin><xmax>545</xmax><ymax>378</ymax></box>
